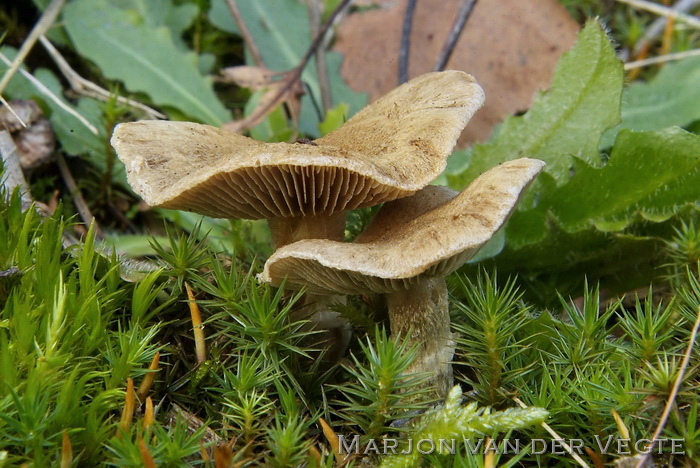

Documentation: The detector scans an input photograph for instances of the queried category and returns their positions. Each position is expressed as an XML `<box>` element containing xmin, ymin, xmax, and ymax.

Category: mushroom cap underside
<box><xmin>111</xmin><ymin>71</ymin><xmax>484</xmax><ymax>220</ymax></box>
<box><xmin>259</xmin><ymin>158</ymin><xmax>545</xmax><ymax>295</ymax></box>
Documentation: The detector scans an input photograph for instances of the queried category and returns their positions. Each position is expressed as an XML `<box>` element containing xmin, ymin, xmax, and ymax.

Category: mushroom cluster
<box><xmin>112</xmin><ymin>71</ymin><xmax>484</xmax><ymax>352</ymax></box>
<box><xmin>111</xmin><ymin>70</ymin><xmax>544</xmax><ymax>397</ymax></box>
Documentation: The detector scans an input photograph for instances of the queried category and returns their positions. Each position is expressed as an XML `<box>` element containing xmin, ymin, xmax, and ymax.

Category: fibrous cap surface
<box><xmin>111</xmin><ymin>71</ymin><xmax>484</xmax><ymax>219</ymax></box>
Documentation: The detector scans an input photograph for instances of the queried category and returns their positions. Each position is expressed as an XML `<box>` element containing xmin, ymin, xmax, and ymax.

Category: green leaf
<box><xmin>63</xmin><ymin>0</ymin><xmax>230</xmax><ymax>126</ymax></box>
<box><xmin>495</xmin><ymin>128</ymin><xmax>700</xmax><ymax>299</ymax></box>
<box><xmin>107</xmin><ymin>0</ymin><xmax>198</xmax><ymax>39</ymax></box>
<box><xmin>467</xmin><ymin>228</ymin><xmax>506</xmax><ymax>263</ymax></box>
<box><xmin>551</xmin><ymin>128</ymin><xmax>700</xmax><ymax>231</ymax></box>
<box><xmin>318</xmin><ymin>102</ymin><xmax>348</xmax><ymax>136</ymax></box>
<box><xmin>110</xmin><ymin>0</ymin><xmax>213</xmax><ymax>73</ymax></box>
<box><xmin>495</xmin><ymin>228</ymin><xmax>662</xmax><ymax>306</ymax></box>
<box><xmin>441</xmin><ymin>21</ymin><xmax>700</xmax><ymax>283</ymax></box>
<box><xmin>601</xmin><ymin>56</ymin><xmax>700</xmax><ymax>147</ymax></box>
<box><xmin>447</xmin><ymin>20</ymin><xmax>623</xmax><ymax>189</ymax></box>
<box><xmin>246</xmin><ymin>91</ymin><xmax>295</xmax><ymax>142</ymax></box>
<box><xmin>507</xmin><ymin>128</ymin><xmax>700</xmax><ymax>249</ymax></box>
<box><xmin>208</xmin><ymin>0</ymin><xmax>366</xmax><ymax>136</ymax></box>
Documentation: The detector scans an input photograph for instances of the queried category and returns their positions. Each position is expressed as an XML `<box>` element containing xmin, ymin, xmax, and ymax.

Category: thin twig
<box><xmin>634</xmin><ymin>0</ymin><xmax>700</xmax><ymax>55</ymax></box>
<box><xmin>0</xmin><ymin>0</ymin><xmax>66</xmax><ymax>95</ymax></box>
<box><xmin>433</xmin><ymin>0</ymin><xmax>478</xmax><ymax>72</ymax></box>
<box><xmin>624</xmin><ymin>48</ymin><xmax>700</xmax><ymax>69</ymax></box>
<box><xmin>660</xmin><ymin>10</ymin><xmax>676</xmax><ymax>57</ymax></box>
<box><xmin>56</xmin><ymin>153</ymin><xmax>104</xmax><ymax>239</ymax></box>
<box><xmin>226</xmin><ymin>0</ymin><xmax>353</xmax><ymax>132</ymax></box>
<box><xmin>634</xmin><ymin>305</ymin><xmax>700</xmax><ymax>468</ymax></box>
<box><xmin>296</xmin><ymin>0</ymin><xmax>354</xmax><ymax>89</ymax></box>
<box><xmin>0</xmin><ymin>51</ymin><xmax>99</xmax><ymax>135</ymax></box>
<box><xmin>398</xmin><ymin>0</ymin><xmax>417</xmax><ymax>84</ymax></box>
<box><xmin>39</xmin><ymin>36</ymin><xmax>166</xmax><ymax>119</ymax></box>
<box><xmin>616</xmin><ymin>0</ymin><xmax>700</xmax><ymax>29</ymax></box>
<box><xmin>513</xmin><ymin>397</ymin><xmax>591</xmax><ymax>468</ymax></box>
<box><xmin>225</xmin><ymin>0</ymin><xmax>265</xmax><ymax>67</ymax></box>
<box><xmin>0</xmin><ymin>95</ymin><xmax>28</xmax><ymax>128</ymax></box>
<box><xmin>308</xmin><ymin>0</ymin><xmax>332</xmax><ymax>112</ymax></box>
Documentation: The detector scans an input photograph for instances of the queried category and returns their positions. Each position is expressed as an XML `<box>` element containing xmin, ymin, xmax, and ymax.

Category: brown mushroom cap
<box><xmin>111</xmin><ymin>71</ymin><xmax>484</xmax><ymax>220</ymax></box>
<box><xmin>259</xmin><ymin>158</ymin><xmax>545</xmax><ymax>294</ymax></box>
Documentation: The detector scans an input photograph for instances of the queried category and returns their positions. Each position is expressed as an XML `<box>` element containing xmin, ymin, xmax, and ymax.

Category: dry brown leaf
<box><xmin>0</xmin><ymin>99</ymin><xmax>55</xmax><ymax>169</ymax></box>
<box><xmin>332</xmin><ymin>0</ymin><xmax>579</xmax><ymax>144</ymax></box>
<box><xmin>0</xmin><ymin>99</ymin><xmax>40</xmax><ymax>132</ymax></box>
<box><xmin>318</xmin><ymin>417</ymin><xmax>341</xmax><ymax>458</ymax></box>
<box><xmin>136</xmin><ymin>351</ymin><xmax>160</xmax><ymax>401</ymax></box>
<box><xmin>217</xmin><ymin>65</ymin><xmax>281</xmax><ymax>90</ymax></box>
<box><xmin>166</xmin><ymin>403</ymin><xmax>223</xmax><ymax>445</ymax></box>
<box><xmin>213</xmin><ymin>443</ymin><xmax>234</xmax><ymax>468</ymax></box>
<box><xmin>117</xmin><ymin>378</ymin><xmax>136</xmax><ymax>437</ymax></box>
<box><xmin>60</xmin><ymin>431</ymin><xmax>72</xmax><ymax>468</ymax></box>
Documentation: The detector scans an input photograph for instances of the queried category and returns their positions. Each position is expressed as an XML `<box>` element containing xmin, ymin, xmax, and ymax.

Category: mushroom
<box><xmin>110</xmin><ymin>70</ymin><xmax>484</xmax><ymax>355</ymax></box>
<box><xmin>110</xmin><ymin>71</ymin><xmax>484</xmax><ymax>247</ymax></box>
<box><xmin>259</xmin><ymin>158</ymin><xmax>545</xmax><ymax>396</ymax></box>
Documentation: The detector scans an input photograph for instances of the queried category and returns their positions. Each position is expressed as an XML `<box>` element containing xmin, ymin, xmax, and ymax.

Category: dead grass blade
<box><xmin>185</xmin><ymin>282</ymin><xmax>207</xmax><ymax>364</ymax></box>
<box><xmin>137</xmin><ymin>351</ymin><xmax>161</xmax><ymax>401</ymax></box>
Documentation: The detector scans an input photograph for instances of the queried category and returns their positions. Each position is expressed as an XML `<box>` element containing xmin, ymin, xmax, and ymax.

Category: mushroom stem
<box><xmin>296</xmin><ymin>292</ymin><xmax>351</xmax><ymax>363</ymax></box>
<box><xmin>385</xmin><ymin>277</ymin><xmax>454</xmax><ymax>397</ymax></box>
<box><xmin>268</xmin><ymin>212</ymin><xmax>350</xmax><ymax>361</ymax></box>
<box><xmin>268</xmin><ymin>212</ymin><xmax>346</xmax><ymax>248</ymax></box>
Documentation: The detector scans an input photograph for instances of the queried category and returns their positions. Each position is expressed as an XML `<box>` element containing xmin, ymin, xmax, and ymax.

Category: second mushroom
<box><xmin>259</xmin><ymin>158</ymin><xmax>545</xmax><ymax>397</ymax></box>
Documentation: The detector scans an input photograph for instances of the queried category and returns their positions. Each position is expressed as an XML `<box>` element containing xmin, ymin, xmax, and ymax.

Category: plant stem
<box><xmin>56</xmin><ymin>153</ymin><xmax>105</xmax><ymax>239</ymax></box>
<box><xmin>307</xmin><ymin>0</ymin><xmax>332</xmax><ymax>113</ymax></box>
<box><xmin>268</xmin><ymin>213</ymin><xmax>350</xmax><ymax>361</ymax></box>
<box><xmin>225</xmin><ymin>0</ymin><xmax>265</xmax><ymax>67</ymax></box>
<box><xmin>39</xmin><ymin>35</ymin><xmax>165</xmax><ymax>119</ymax></box>
<box><xmin>0</xmin><ymin>52</ymin><xmax>99</xmax><ymax>135</ymax></box>
<box><xmin>514</xmin><ymin>397</ymin><xmax>591</xmax><ymax>468</ymax></box>
<box><xmin>228</xmin><ymin>0</ymin><xmax>354</xmax><ymax>132</ymax></box>
<box><xmin>0</xmin><ymin>0</ymin><xmax>66</xmax><ymax>95</ymax></box>
<box><xmin>0</xmin><ymin>130</ymin><xmax>31</xmax><ymax>206</ymax></box>
<box><xmin>398</xmin><ymin>0</ymin><xmax>417</xmax><ymax>84</ymax></box>
<box><xmin>625</xmin><ymin>48</ymin><xmax>700</xmax><ymax>70</ymax></box>
<box><xmin>433</xmin><ymin>0</ymin><xmax>478</xmax><ymax>72</ymax></box>
<box><xmin>616</xmin><ymin>0</ymin><xmax>700</xmax><ymax>29</ymax></box>
<box><xmin>186</xmin><ymin>282</ymin><xmax>207</xmax><ymax>364</ymax></box>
